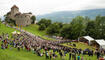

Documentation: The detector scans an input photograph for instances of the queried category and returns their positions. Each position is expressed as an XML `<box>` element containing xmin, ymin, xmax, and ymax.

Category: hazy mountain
<box><xmin>37</xmin><ymin>9</ymin><xmax>105</xmax><ymax>23</ymax></box>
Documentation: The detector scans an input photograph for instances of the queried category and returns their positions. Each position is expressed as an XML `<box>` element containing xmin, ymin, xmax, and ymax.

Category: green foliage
<box><xmin>31</xmin><ymin>16</ymin><xmax>36</xmax><ymax>24</ymax></box>
<box><xmin>85</xmin><ymin>20</ymin><xmax>96</xmax><ymax>38</ymax></box>
<box><xmin>0</xmin><ymin>18</ymin><xmax>1</xmax><ymax>22</ymax></box>
<box><xmin>46</xmin><ymin>23</ymin><xmax>60</xmax><ymax>35</ymax></box>
<box><xmin>59</xmin><ymin>16</ymin><xmax>89</xmax><ymax>39</ymax></box>
<box><xmin>94</xmin><ymin>15</ymin><xmax>105</xmax><ymax>39</ymax></box>
<box><xmin>70</xmin><ymin>16</ymin><xmax>86</xmax><ymax>39</ymax></box>
<box><xmin>39</xmin><ymin>24</ymin><xmax>46</xmax><ymax>30</ymax></box>
<box><xmin>84</xmin><ymin>16</ymin><xmax>105</xmax><ymax>39</ymax></box>
<box><xmin>37</xmin><ymin>16</ymin><xmax>105</xmax><ymax>39</ymax></box>
<box><xmin>4</xmin><ymin>14</ymin><xmax>16</xmax><ymax>26</ymax></box>
<box><xmin>38</xmin><ymin>18</ymin><xmax>52</xmax><ymax>30</ymax></box>
<box><xmin>55</xmin><ymin>22</ymin><xmax>63</xmax><ymax>28</ymax></box>
<box><xmin>37</xmin><ymin>15</ymin><xmax>105</xmax><ymax>39</ymax></box>
<box><xmin>60</xmin><ymin>24</ymin><xmax>72</xmax><ymax>39</ymax></box>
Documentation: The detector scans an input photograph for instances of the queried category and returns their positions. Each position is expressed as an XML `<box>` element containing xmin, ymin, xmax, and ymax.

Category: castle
<box><xmin>7</xmin><ymin>5</ymin><xmax>35</xmax><ymax>26</ymax></box>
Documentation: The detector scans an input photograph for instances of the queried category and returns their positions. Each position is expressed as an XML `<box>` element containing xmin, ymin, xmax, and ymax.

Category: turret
<box><xmin>10</xmin><ymin>5</ymin><xmax>19</xmax><ymax>19</ymax></box>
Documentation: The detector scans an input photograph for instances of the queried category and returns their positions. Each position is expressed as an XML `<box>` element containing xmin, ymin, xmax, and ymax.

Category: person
<box><xmin>81</xmin><ymin>56</ymin><xmax>84</xmax><ymax>60</ymax></box>
<box><xmin>77</xmin><ymin>55</ymin><xmax>80</xmax><ymax>60</ymax></box>
<box><xmin>62</xmin><ymin>55</ymin><xmax>65</xmax><ymax>60</ymax></box>
<box><xmin>59</xmin><ymin>50</ymin><xmax>63</xmax><ymax>59</ymax></box>
<box><xmin>69</xmin><ymin>52</ymin><xmax>72</xmax><ymax>60</ymax></box>
<box><xmin>17</xmin><ymin>45</ymin><xmax>20</xmax><ymax>51</ymax></box>
<box><xmin>1</xmin><ymin>44</ymin><xmax>4</xmax><ymax>49</ymax></box>
<box><xmin>49</xmin><ymin>51</ymin><xmax>52</xmax><ymax>60</ymax></box>
<box><xmin>74</xmin><ymin>53</ymin><xmax>76</xmax><ymax>60</ymax></box>
<box><xmin>72</xmin><ymin>52</ymin><xmax>76</xmax><ymax>60</ymax></box>
<box><xmin>52</xmin><ymin>52</ymin><xmax>56</xmax><ymax>60</ymax></box>
<box><xmin>45</xmin><ymin>51</ymin><xmax>49</xmax><ymax>59</ymax></box>
<box><xmin>37</xmin><ymin>50</ymin><xmax>41</xmax><ymax>56</ymax></box>
<box><xmin>97</xmin><ymin>51</ymin><xmax>100</xmax><ymax>59</ymax></box>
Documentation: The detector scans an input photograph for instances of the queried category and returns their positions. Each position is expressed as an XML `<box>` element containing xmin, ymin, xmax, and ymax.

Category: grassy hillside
<box><xmin>0</xmin><ymin>47</ymin><xmax>46</xmax><ymax>60</ymax></box>
<box><xmin>0</xmin><ymin>24</ymin><xmax>51</xmax><ymax>60</ymax></box>
<box><xmin>0</xmin><ymin>24</ymin><xmax>17</xmax><ymax>37</ymax></box>
<box><xmin>61</xmin><ymin>42</ymin><xmax>96</xmax><ymax>50</ymax></box>
<box><xmin>0</xmin><ymin>24</ymin><xmax>97</xmax><ymax>60</ymax></box>
<box><xmin>23</xmin><ymin>24</ymin><xmax>55</xmax><ymax>40</ymax></box>
<box><xmin>0</xmin><ymin>23</ymin><xmax>53</xmax><ymax>40</ymax></box>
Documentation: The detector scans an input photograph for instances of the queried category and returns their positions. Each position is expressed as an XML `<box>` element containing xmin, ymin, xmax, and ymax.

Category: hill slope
<box><xmin>0</xmin><ymin>24</ymin><xmax>97</xmax><ymax>60</ymax></box>
<box><xmin>37</xmin><ymin>9</ymin><xmax>105</xmax><ymax>23</ymax></box>
<box><xmin>0</xmin><ymin>24</ymin><xmax>16</xmax><ymax>35</ymax></box>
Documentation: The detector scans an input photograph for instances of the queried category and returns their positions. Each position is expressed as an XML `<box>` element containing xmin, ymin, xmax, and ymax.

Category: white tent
<box><xmin>79</xmin><ymin>36</ymin><xmax>94</xmax><ymax>45</ymax></box>
<box><xmin>95</xmin><ymin>39</ymin><xmax>105</xmax><ymax>49</ymax></box>
<box><xmin>83</xmin><ymin>36</ymin><xmax>94</xmax><ymax>41</ymax></box>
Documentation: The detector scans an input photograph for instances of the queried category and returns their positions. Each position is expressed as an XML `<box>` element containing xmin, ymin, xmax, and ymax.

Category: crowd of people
<box><xmin>0</xmin><ymin>31</ymin><xmax>105</xmax><ymax>60</ymax></box>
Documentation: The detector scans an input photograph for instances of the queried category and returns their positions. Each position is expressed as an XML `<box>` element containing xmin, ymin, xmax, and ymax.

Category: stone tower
<box><xmin>10</xmin><ymin>5</ymin><xmax>19</xmax><ymax>20</ymax></box>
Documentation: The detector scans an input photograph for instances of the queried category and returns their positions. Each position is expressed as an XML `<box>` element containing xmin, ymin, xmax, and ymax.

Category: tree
<box><xmin>0</xmin><ymin>18</ymin><xmax>1</xmax><ymax>23</ymax></box>
<box><xmin>70</xmin><ymin>16</ymin><xmax>86</xmax><ymax>39</ymax></box>
<box><xmin>46</xmin><ymin>23</ymin><xmax>60</xmax><ymax>35</ymax></box>
<box><xmin>85</xmin><ymin>20</ymin><xmax>96</xmax><ymax>38</ymax></box>
<box><xmin>38</xmin><ymin>24</ymin><xmax>46</xmax><ymax>30</ymax></box>
<box><xmin>31</xmin><ymin>15</ymin><xmax>36</xmax><ymax>24</ymax></box>
<box><xmin>38</xmin><ymin>18</ymin><xmax>52</xmax><ymax>30</ymax></box>
<box><xmin>4</xmin><ymin>14</ymin><xmax>16</xmax><ymax>26</ymax></box>
<box><xmin>95</xmin><ymin>15</ymin><xmax>105</xmax><ymax>39</ymax></box>
<box><xmin>60</xmin><ymin>24</ymin><xmax>72</xmax><ymax>39</ymax></box>
<box><xmin>85</xmin><ymin>15</ymin><xmax>105</xmax><ymax>39</ymax></box>
<box><xmin>54</xmin><ymin>22</ymin><xmax>63</xmax><ymax>28</ymax></box>
<box><xmin>38</xmin><ymin>18</ymin><xmax>51</xmax><ymax>27</ymax></box>
<box><xmin>100</xmin><ymin>16</ymin><xmax>105</xmax><ymax>38</ymax></box>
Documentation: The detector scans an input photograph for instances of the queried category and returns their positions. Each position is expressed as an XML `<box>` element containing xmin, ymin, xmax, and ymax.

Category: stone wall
<box><xmin>15</xmin><ymin>14</ymin><xmax>32</xmax><ymax>26</ymax></box>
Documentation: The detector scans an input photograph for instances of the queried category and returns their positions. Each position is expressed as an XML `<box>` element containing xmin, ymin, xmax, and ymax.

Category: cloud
<box><xmin>0</xmin><ymin>0</ymin><xmax>105</xmax><ymax>16</ymax></box>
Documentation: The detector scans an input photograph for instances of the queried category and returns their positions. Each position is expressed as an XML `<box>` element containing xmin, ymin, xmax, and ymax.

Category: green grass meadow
<box><xmin>0</xmin><ymin>24</ymin><xmax>17</xmax><ymax>37</ymax></box>
<box><xmin>23</xmin><ymin>24</ymin><xmax>55</xmax><ymax>40</ymax></box>
<box><xmin>61</xmin><ymin>42</ymin><xmax>96</xmax><ymax>50</ymax></box>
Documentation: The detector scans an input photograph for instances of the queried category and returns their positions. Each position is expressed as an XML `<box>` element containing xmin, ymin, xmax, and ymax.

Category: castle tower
<box><xmin>10</xmin><ymin>5</ymin><xmax>19</xmax><ymax>20</ymax></box>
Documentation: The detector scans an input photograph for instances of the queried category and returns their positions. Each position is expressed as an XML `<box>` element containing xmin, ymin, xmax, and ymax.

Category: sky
<box><xmin>0</xmin><ymin>0</ymin><xmax>105</xmax><ymax>16</ymax></box>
